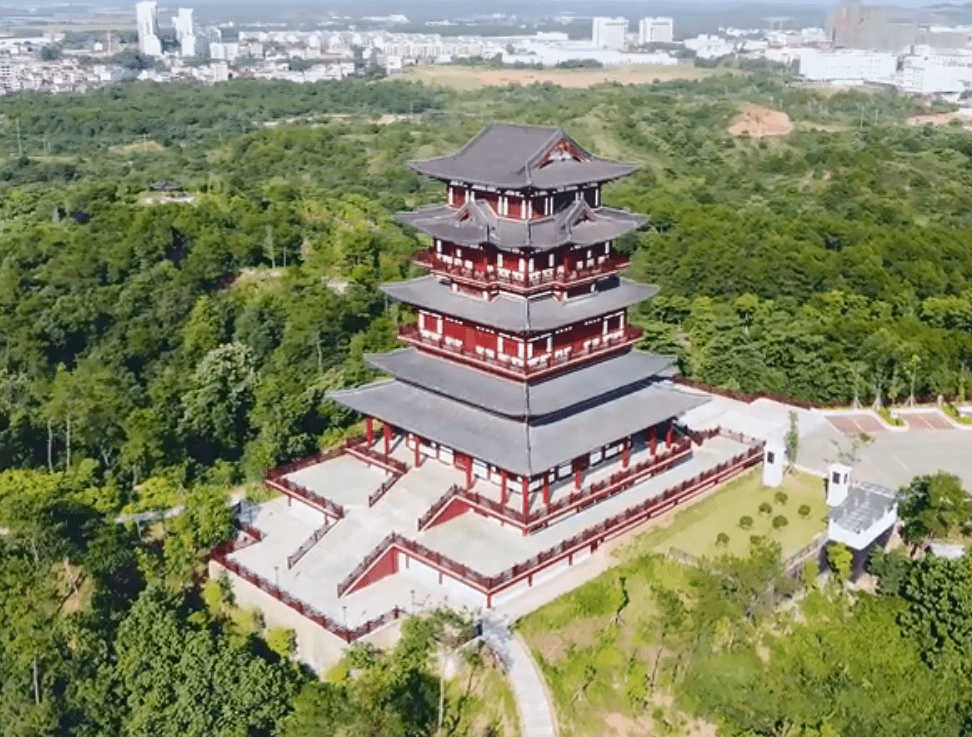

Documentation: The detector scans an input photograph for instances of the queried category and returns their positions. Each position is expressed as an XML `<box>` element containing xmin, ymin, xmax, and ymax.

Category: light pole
<box><xmin>274</xmin><ymin>566</ymin><xmax>279</xmax><ymax>588</ymax></box>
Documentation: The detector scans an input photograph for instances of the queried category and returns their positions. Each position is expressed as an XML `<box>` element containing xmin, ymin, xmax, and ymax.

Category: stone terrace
<box><xmin>223</xmin><ymin>431</ymin><xmax>753</xmax><ymax>654</ymax></box>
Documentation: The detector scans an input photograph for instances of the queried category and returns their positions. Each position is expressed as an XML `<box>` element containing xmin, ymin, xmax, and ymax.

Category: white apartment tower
<box><xmin>135</xmin><ymin>1</ymin><xmax>162</xmax><ymax>56</ymax></box>
<box><xmin>592</xmin><ymin>17</ymin><xmax>628</xmax><ymax>50</ymax></box>
<box><xmin>173</xmin><ymin>7</ymin><xmax>197</xmax><ymax>57</ymax></box>
<box><xmin>639</xmin><ymin>17</ymin><xmax>674</xmax><ymax>45</ymax></box>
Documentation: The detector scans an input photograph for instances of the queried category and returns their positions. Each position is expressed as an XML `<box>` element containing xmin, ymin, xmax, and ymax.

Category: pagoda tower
<box><xmin>331</xmin><ymin>125</ymin><xmax>705</xmax><ymax>517</ymax></box>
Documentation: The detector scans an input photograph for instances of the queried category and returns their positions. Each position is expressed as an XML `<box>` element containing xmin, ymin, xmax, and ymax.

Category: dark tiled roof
<box><xmin>397</xmin><ymin>199</ymin><xmax>646</xmax><ymax>252</ymax></box>
<box><xmin>381</xmin><ymin>275</ymin><xmax>657</xmax><ymax>333</ymax></box>
<box><xmin>367</xmin><ymin>348</ymin><xmax>677</xmax><ymax>418</ymax></box>
<box><xmin>329</xmin><ymin>379</ymin><xmax>706</xmax><ymax>476</ymax></box>
<box><xmin>409</xmin><ymin>124</ymin><xmax>636</xmax><ymax>189</ymax></box>
<box><xmin>829</xmin><ymin>483</ymin><xmax>897</xmax><ymax>536</ymax></box>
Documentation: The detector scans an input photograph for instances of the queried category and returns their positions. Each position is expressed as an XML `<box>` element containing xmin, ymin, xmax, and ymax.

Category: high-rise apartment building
<box><xmin>173</xmin><ymin>8</ymin><xmax>196</xmax><ymax>57</ymax></box>
<box><xmin>135</xmin><ymin>1</ymin><xmax>162</xmax><ymax>56</ymax></box>
<box><xmin>639</xmin><ymin>17</ymin><xmax>674</xmax><ymax>45</ymax></box>
<box><xmin>592</xmin><ymin>17</ymin><xmax>628</xmax><ymax>50</ymax></box>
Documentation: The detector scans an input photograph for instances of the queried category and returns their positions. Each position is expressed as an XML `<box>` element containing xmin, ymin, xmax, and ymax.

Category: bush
<box><xmin>774</xmin><ymin>491</ymin><xmax>788</xmax><ymax>505</ymax></box>
<box><xmin>716</xmin><ymin>532</ymin><xmax>730</xmax><ymax>546</ymax></box>
<box><xmin>758</xmin><ymin>502</ymin><xmax>773</xmax><ymax>516</ymax></box>
<box><xmin>772</xmin><ymin>515</ymin><xmax>788</xmax><ymax>529</ymax></box>
<box><xmin>739</xmin><ymin>515</ymin><xmax>754</xmax><ymax>530</ymax></box>
<box><xmin>749</xmin><ymin>535</ymin><xmax>764</xmax><ymax>546</ymax></box>
<box><xmin>265</xmin><ymin>627</ymin><xmax>296</xmax><ymax>658</ymax></box>
<box><xmin>798</xmin><ymin>504</ymin><xmax>811</xmax><ymax>518</ymax></box>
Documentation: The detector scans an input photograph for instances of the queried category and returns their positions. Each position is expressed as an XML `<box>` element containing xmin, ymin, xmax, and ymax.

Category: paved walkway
<box><xmin>482</xmin><ymin>613</ymin><xmax>558</xmax><ymax>737</ymax></box>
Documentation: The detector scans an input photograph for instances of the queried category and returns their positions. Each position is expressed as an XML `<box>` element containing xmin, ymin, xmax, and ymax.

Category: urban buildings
<box><xmin>173</xmin><ymin>8</ymin><xmax>196</xmax><ymax>58</ymax></box>
<box><xmin>592</xmin><ymin>17</ymin><xmax>628</xmax><ymax>50</ymax></box>
<box><xmin>639</xmin><ymin>17</ymin><xmax>675</xmax><ymax>45</ymax></box>
<box><xmin>135</xmin><ymin>1</ymin><xmax>162</xmax><ymax>57</ymax></box>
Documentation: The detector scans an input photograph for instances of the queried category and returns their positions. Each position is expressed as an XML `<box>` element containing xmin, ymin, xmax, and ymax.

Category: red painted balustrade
<box><xmin>413</xmin><ymin>251</ymin><xmax>631</xmax><ymax>294</ymax></box>
<box><xmin>418</xmin><ymin>437</ymin><xmax>703</xmax><ymax>533</ymax></box>
<box><xmin>267</xmin><ymin>448</ymin><xmax>345</xmax><ymax>480</ymax></box>
<box><xmin>212</xmin><ymin>547</ymin><xmax>407</xmax><ymax>642</ymax></box>
<box><xmin>215</xmin><ymin>442</ymin><xmax>762</xmax><ymax>643</ymax></box>
<box><xmin>348</xmin><ymin>442</ymin><xmax>764</xmax><ymax>602</ymax></box>
<box><xmin>368</xmin><ymin>472</ymin><xmax>405</xmax><ymax>507</ymax></box>
<box><xmin>264</xmin><ymin>475</ymin><xmax>346</xmax><ymax>520</ymax></box>
<box><xmin>399</xmin><ymin>324</ymin><xmax>643</xmax><ymax>380</ymax></box>
<box><xmin>342</xmin><ymin>437</ymin><xmax>409</xmax><ymax>476</ymax></box>
<box><xmin>286</xmin><ymin>518</ymin><xmax>337</xmax><ymax>570</ymax></box>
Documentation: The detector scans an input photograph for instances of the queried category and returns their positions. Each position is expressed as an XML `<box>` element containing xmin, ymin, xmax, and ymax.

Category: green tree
<box><xmin>898</xmin><ymin>472</ymin><xmax>971</xmax><ymax>550</ymax></box>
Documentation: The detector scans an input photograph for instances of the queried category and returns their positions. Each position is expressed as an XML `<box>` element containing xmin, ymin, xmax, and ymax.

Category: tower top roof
<box><xmin>409</xmin><ymin>124</ymin><xmax>636</xmax><ymax>189</ymax></box>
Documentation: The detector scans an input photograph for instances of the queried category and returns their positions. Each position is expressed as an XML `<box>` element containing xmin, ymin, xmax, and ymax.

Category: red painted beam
<box><xmin>366</xmin><ymin>416</ymin><xmax>373</xmax><ymax>445</ymax></box>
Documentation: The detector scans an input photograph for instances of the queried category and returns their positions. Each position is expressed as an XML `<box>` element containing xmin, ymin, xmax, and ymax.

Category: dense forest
<box><xmin>2</xmin><ymin>71</ymin><xmax>972</xmax><ymax>735</ymax></box>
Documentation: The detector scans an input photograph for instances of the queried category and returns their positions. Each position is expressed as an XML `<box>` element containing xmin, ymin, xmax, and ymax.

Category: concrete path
<box><xmin>482</xmin><ymin>613</ymin><xmax>558</xmax><ymax>737</ymax></box>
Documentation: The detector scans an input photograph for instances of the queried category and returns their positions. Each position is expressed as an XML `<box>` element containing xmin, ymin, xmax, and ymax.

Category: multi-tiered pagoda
<box><xmin>331</xmin><ymin>125</ymin><xmax>706</xmax><ymax>515</ymax></box>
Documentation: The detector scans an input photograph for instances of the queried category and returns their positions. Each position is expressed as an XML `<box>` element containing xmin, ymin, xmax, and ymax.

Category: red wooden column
<box><xmin>622</xmin><ymin>437</ymin><xmax>630</xmax><ymax>469</ymax></box>
<box><xmin>543</xmin><ymin>472</ymin><xmax>551</xmax><ymax>506</ymax></box>
<box><xmin>413</xmin><ymin>434</ymin><xmax>421</xmax><ymax>468</ymax></box>
<box><xmin>383</xmin><ymin>423</ymin><xmax>392</xmax><ymax>455</ymax></box>
<box><xmin>666</xmin><ymin>420</ymin><xmax>673</xmax><ymax>449</ymax></box>
<box><xmin>521</xmin><ymin>477</ymin><xmax>529</xmax><ymax>517</ymax></box>
<box><xmin>466</xmin><ymin>462</ymin><xmax>473</xmax><ymax>490</ymax></box>
<box><xmin>366</xmin><ymin>417</ymin><xmax>374</xmax><ymax>445</ymax></box>
<box><xmin>501</xmin><ymin>470</ymin><xmax>508</xmax><ymax>506</ymax></box>
<box><xmin>574</xmin><ymin>467</ymin><xmax>582</xmax><ymax>489</ymax></box>
<box><xmin>650</xmin><ymin>426</ymin><xmax>657</xmax><ymax>455</ymax></box>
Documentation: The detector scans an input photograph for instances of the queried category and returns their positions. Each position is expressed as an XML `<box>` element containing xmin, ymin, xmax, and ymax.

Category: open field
<box><xmin>404</xmin><ymin>63</ymin><xmax>728</xmax><ymax>90</ymax></box>
<box><xmin>623</xmin><ymin>468</ymin><xmax>828</xmax><ymax>561</ymax></box>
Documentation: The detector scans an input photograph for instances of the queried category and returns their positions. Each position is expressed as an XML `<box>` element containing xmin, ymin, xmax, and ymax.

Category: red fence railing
<box><xmin>418</xmin><ymin>438</ymin><xmax>698</xmax><ymax>533</ymax></box>
<box><xmin>413</xmin><ymin>250</ymin><xmax>631</xmax><ymax>294</ymax></box>
<box><xmin>266</xmin><ymin>447</ymin><xmax>345</xmax><ymax>480</ymax></box>
<box><xmin>399</xmin><ymin>324</ymin><xmax>642</xmax><ymax>380</ymax></box>
<box><xmin>417</xmin><ymin>485</ymin><xmax>466</xmax><ymax>531</ymax></box>
<box><xmin>343</xmin><ymin>438</ymin><xmax>409</xmax><ymax>476</ymax></box>
<box><xmin>212</xmin><ymin>548</ymin><xmax>407</xmax><ymax>642</ymax></box>
<box><xmin>286</xmin><ymin>518</ymin><xmax>337</xmax><ymax>570</ymax></box>
<box><xmin>368</xmin><ymin>472</ymin><xmax>404</xmax><ymax>507</ymax></box>
<box><xmin>265</xmin><ymin>475</ymin><xmax>346</xmax><ymax>520</ymax></box>
<box><xmin>347</xmin><ymin>442</ymin><xmax>764</xmax><ymax>602</ymax></box>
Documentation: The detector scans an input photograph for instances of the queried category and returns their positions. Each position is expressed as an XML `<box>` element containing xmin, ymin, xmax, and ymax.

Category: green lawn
<box><xmin>624</xmin><ymin>468</ymin><xmax>828</xmax><ymax>562</ymax></box>
<box><xmin>515</xmin><ymin>469</ymin><xmax>829</xmax><ymax>737</ymax></box>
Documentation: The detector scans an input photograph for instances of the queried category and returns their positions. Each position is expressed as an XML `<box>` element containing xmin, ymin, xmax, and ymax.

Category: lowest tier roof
<box><xmin>367</xmin><ymin>347</ymin><xmax>677</xmax><ymax>419</ymax></box>
<box><xmin>382</xmin><ymin>275</ymin><xmax>657</xmax><ymax>333</ymax></box>
<box><xmin>329</xmin><ymin>377</ymin><xmax>707</xmax><ymax>477</ymax></box>
<box><xmin>398</xmin><ymin>199</ymin><xmax>646</xmax><ymax>252</ymax></box>
<box><xmin>409</xmin><ymin>124</ymin><xmax>637</xmax><ymax>189</ymax></box>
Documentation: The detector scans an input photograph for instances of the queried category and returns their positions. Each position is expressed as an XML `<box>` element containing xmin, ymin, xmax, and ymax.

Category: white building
<box><xmin>638</xmin><ymin>17</ymin><xmax>674</xmax><ymax>45</ymax></box>
<box><xmin>683</xmin><ymin>34</ymin><xmax>735</xmax><ymax>60</ymax></box>
<box><xmin>136</xmin><ymin>1</ymin><xmax>162</xmax><ymax>57</ymax></box>
<box><xmin>592</xmin><ymin>17</ymin><xmax>628</xmax><ymax>50</ymax></box>
<box><xmin>798</xmin><ymin>49</ymin><xmax>897</xmax><ymax>83</ymax></box>
<box><xmin>172</xmin><ymin>8</ymin><xmax>196</xmax><ymax>57</ymax></box>
<box><xmin>210</xmin><ymin>41</ymin><xmax>240</xmax><ymax>62</ymax></box>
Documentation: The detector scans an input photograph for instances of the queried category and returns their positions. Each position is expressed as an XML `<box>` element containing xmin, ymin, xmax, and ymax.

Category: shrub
<box><xmin>739</xmin><ymin>515</ymin><xmax>754</xmax><ymax>530</ymax></box>
<box><xmin>265</xmin><ymin>627</ymin><xmax>296</xmax><ymax>658</ymax></box>
<box><xmin>749</xmin><ymin>535</ymin><xmax>764</xmax><ymax>546</ymax></box>
<box><xmin>758</xmin><ymin>502</ymin><xmax>772</xmax><ymax>516</ymax></box>
<box><xmin>716</xmin><ymin>532</ymin><xmax>730</xmax><ymax>546</ymax></box>
<box><xmin>798</xmin><ymin>504</ymin><xmax>811</xmax><ymax>518</ymax></box>
<box><xmin>774</xmin><ymin>491</ymin><xmax>788</xmax><ymax>505</ymax></box>
<box><xmin>772</xmin><ymin>515</ymin><xmax>788</xmax><ymax>529</ymax></box>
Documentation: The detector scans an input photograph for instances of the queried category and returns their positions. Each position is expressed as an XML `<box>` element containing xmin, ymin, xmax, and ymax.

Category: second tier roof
<box><xmin>382</xmin><ymin>275</ymin><xmax>658</xmax><ymax>333</ymax></box>
<box><xmin>398</xmin><ymin>199</ymin><xmax>646</xmax><ymax>252</ymax></box>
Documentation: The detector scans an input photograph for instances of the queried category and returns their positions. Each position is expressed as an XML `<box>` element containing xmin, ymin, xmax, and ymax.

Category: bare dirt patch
<box><xmin>530</xmin><ymin>616</ymin><xmax>605</xmax><ymax>664</ymax></box>
<box><xmin>405</xmin><ymin>63</ymin><xmax>725</xmax><ymax>90</ymax></box>
<box><xmin>908</xmin><ymin>109</ymin><xmax>972</xmax><ymax>127</ymax></box>
<box><xmin>728</xmin><ymin>104</ymin><xmax>793</xmax><ymax>138</ymax></box>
